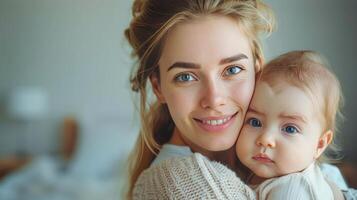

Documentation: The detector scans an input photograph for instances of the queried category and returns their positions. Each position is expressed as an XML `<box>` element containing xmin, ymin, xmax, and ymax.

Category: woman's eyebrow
<box><xmin>167</xmin><ymin>62</ymin><xmax>201</xmax><ymax>71</ymax></box>
<box><xmin>219</xmin><ymin>53</ymin><xmax>248</xmax><ymax>65</ymax></box>
<box><xmin>167</xmin><ymin>53</ymin><xmax>248</xmax><ymax>72</ymax></box>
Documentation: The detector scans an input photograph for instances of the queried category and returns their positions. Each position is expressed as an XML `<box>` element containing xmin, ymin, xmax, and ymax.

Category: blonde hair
<box><xmin>258</xmin><ymin>50</ymin><xmax>344</xmax><ymax>163</ymax></box>
<box><xmin>124</xmin><ymin>0</ymin><xmax>275</xmax><ymax>198</ymax></box>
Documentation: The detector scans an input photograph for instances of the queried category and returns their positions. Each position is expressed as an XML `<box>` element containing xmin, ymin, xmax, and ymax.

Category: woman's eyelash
<box><xmin>173</xmin><ymin>65</ymin><xmax>244</xmax><ymax>83</ymax></box>
<box><xmin>223</xmin><ymin>65</ymin><xmax>244</xmax><ymax>76</ymax></box>
<box><xmin>174</xmin><ymin>73</ymin><xmax>197</xmax><ymax>82</ymax></box>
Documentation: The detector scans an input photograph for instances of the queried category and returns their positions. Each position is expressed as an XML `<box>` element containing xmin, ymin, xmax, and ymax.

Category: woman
<box><xmin>124</xmin><ymin>0</ymin><xmax>272</xmax><ymax>197</ymax></box>
<box><xmin>124</xmin><ymin>0</ymin><xmax>346</xmax><ymax>199</ymax></box>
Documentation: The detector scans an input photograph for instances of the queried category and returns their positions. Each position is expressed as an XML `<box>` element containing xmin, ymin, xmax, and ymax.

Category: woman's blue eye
<box><xmin>282</xmin><ymin>125</ymin><xmax>299</xmax><ymax>135</ymax></box>
<box><xmin>174</xmin><ymin>73</ymin><xmax>196</xmax><ymax>82</ymax></box>
<box><xmin>248</xmin><ymin>118</ymin><xmax>262</xmax><ymax>127</ymax></box>
<box><xmin>224</xmin><ymin>66</ymin><xmax>242</xmax><ymax>76</ymax></box>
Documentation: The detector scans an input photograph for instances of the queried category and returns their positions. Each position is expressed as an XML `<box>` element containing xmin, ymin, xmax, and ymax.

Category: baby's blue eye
<box><xmin>248</xmin><ymin>118</ymin><xmax>262</xmax><ymax>127</ymax></box>
<box><xmin>282</xmin><ymin>125</ymin><xmax>299</xmax><ymax>135</ymax></box>
<box><xmin>224</xmin><ymin>66</ymin><xmax>242</xmax><ymax>76</ymax></box>
<box><xmin>174</xmin><ymin>73</ymin><xmax>196</xmax><ymax>82</ymax></box>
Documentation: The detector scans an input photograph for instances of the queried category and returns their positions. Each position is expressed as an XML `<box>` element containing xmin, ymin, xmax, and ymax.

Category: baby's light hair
<box><xmin>258</xmin><ymin>50</ymin><xmax>344</xmax><ymax>163</ymax></box>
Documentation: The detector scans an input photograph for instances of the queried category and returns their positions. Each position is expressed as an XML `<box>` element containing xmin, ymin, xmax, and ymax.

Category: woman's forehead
<box><xmin>159</xmin><ymin>15</ymin><xmax>253</xmax><ymax>69</ymax></box>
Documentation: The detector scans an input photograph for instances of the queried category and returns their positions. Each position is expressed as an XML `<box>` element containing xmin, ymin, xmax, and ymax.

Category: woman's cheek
<box><xmin>231</xmin><ymin>79</ymin><xmax>255</xmax><ymax>111</ymax></box>
<box><xmin>165</xmin><ymin>88</ymin><xmax>197</xmax><ymax>117</ymax></box>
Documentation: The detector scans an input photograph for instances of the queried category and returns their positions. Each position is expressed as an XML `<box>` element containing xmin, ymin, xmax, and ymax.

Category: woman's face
<box><xmin>152</xmin><ymin>15</ymin><xmax>256</xmax><ymax>152</ymax></box>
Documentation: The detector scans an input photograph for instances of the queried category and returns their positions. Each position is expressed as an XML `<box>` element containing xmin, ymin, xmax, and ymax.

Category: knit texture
<box><xmin>133</xmin><ymin>153</ymin><xmax>256</xmax><ymax>200</ymax></box>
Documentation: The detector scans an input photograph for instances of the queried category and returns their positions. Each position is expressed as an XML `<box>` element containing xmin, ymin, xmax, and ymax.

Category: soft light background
<box><xmin>0</xmin><ymin>0</ymin><xmax>136</xmax><ymax>156</ymax></box>
<box><xmin>0</xmin><ymin>0</ymin><xmax>356</xmax><ymax>197</ymax></box>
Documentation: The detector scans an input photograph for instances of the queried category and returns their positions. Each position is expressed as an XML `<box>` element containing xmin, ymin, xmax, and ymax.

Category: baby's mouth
<box><xmin>252</xmin><ymin>153</ymin><xmax>274</xmax><ymax>163</ymax></box>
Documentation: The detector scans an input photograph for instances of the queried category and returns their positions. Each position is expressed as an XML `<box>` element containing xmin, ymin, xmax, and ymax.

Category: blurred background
<box><xmin>0</xmin><ymin>0</ymin><xmax>356</xmax><ymax>199</ymax></box>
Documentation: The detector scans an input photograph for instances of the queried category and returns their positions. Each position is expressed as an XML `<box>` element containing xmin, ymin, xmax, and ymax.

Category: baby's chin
<box><xmin>249</xmin><ymin>166</ymin><xmax>280</xmax><ymax>182</ymax></box>
<box><xmin>253</xmin><ymin>167</ymin><xmax>302</xmax><ymax>180</ymax></box>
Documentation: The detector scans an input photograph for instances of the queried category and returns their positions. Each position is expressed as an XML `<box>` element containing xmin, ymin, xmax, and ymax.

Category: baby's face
<box><xmin>236</xmin><ymin>81</ymin><xmax>324</xmax><ymax>179</ymax></box>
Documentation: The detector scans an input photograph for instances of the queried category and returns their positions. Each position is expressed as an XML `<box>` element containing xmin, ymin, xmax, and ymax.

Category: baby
<box><xmin>236</xmin><ymin>50</ymin><xmax>343</xmax><ymax>199</ymax></box>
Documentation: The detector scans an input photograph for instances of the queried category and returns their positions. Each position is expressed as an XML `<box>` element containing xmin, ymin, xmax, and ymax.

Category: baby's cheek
<box><xmin>279</xmin><ymin>149</ymin><xmax>310</xmax><ymax>174</ymax></box>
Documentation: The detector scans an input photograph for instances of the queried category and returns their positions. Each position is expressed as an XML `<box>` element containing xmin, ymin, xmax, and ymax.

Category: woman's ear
<box><xmin>255</xmin><ymin>57</ymin><xmax>264</xmax><ymax>73</ymax></box>
<box><xmin>150</xmin><ymin>74</ymin><xmax>166</xmax><ymax>103</ymax></box>
<box><xmin>314</xmin><ymin>130</ymin><xmax>333</xmax><ymax>159</ymax></box>
<box><xmin>254</xmin><ymin>58</ymin><xmax>263</xmax><ymax>82</ymax></box>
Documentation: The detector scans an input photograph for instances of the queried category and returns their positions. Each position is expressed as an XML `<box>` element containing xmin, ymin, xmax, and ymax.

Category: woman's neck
<box><xmin>168</xmin><ymin>127</ymin><xmax>187</xmax><ymax>146</ymax></box>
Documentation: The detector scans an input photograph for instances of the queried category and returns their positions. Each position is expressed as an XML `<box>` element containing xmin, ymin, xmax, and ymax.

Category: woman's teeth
<box><xmin>202</xmin><ymin>116</ymin><xmax>232</xmax><ymax>125</ymax></box>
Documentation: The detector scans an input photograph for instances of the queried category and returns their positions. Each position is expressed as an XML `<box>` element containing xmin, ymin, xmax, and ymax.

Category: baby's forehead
<box><xmin>255</xmin><ymin>79</ymin><xmax>316</xmax><ymax>100</ymax></box>
<box><xmin>254</xmin><ymin>80</ymin><xmax>303</xmax><ymax>95</ymax></box>
<box><xmin>250</xmin><ymin>80</ymin><xmax>325</xmax><ymax>124</ymax></box>
<box><xmin>252</xmin><ymin>81</ymin><xmax>320</xmax><ymax>111</ymax></box>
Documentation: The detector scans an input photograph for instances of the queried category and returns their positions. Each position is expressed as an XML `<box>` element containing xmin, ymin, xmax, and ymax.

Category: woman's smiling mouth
<box><xmin>194</xmin><ymin>112</ymin><xmax>238</xmax><ymax>132</ymax></box>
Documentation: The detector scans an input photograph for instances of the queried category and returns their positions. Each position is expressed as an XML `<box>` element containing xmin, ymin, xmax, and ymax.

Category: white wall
<box><xmin>0</xmin><ymin>0</ymin><xmax>356</xmax><ymax>160</ymax></box>
<box><xmin>0</xmin><ymin>0</ymin><xmax>136</xmax><ymax>155</ymax></box>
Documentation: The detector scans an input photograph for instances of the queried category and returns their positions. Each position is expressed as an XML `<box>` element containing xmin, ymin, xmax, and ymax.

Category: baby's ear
<box><xmin>314</xmin><ymin>130</ymin><xmax>333</xmax><ymax>159</ymax></box>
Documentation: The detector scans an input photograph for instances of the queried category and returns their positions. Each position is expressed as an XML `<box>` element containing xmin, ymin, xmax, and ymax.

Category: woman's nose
<box><xmin>256</xmin><ymin>131</ymin><xmax>276</xmax><ymax>148</ymax></box>
<box><xmin>200</xmin><ymin>79</ymin><xmax>226</xmax><ymax>109</ymax></box>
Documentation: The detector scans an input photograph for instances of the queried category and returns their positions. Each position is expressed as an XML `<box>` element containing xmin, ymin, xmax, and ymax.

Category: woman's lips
<box><xmin>194</xmin><ymin>112</ymin><xmax>238</xmax><ymax>132</ymax></box>
<box><xmin>252</xmin><ymin>153</ymin><xmax>273</xmax><ymax>163</ymax></box>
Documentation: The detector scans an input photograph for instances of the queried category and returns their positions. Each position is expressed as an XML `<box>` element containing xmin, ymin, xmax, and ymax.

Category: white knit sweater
<box><xmin>133</xmin><ymin>153</ymin><xmax>256</xmax><ymax>200</ymax></box>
